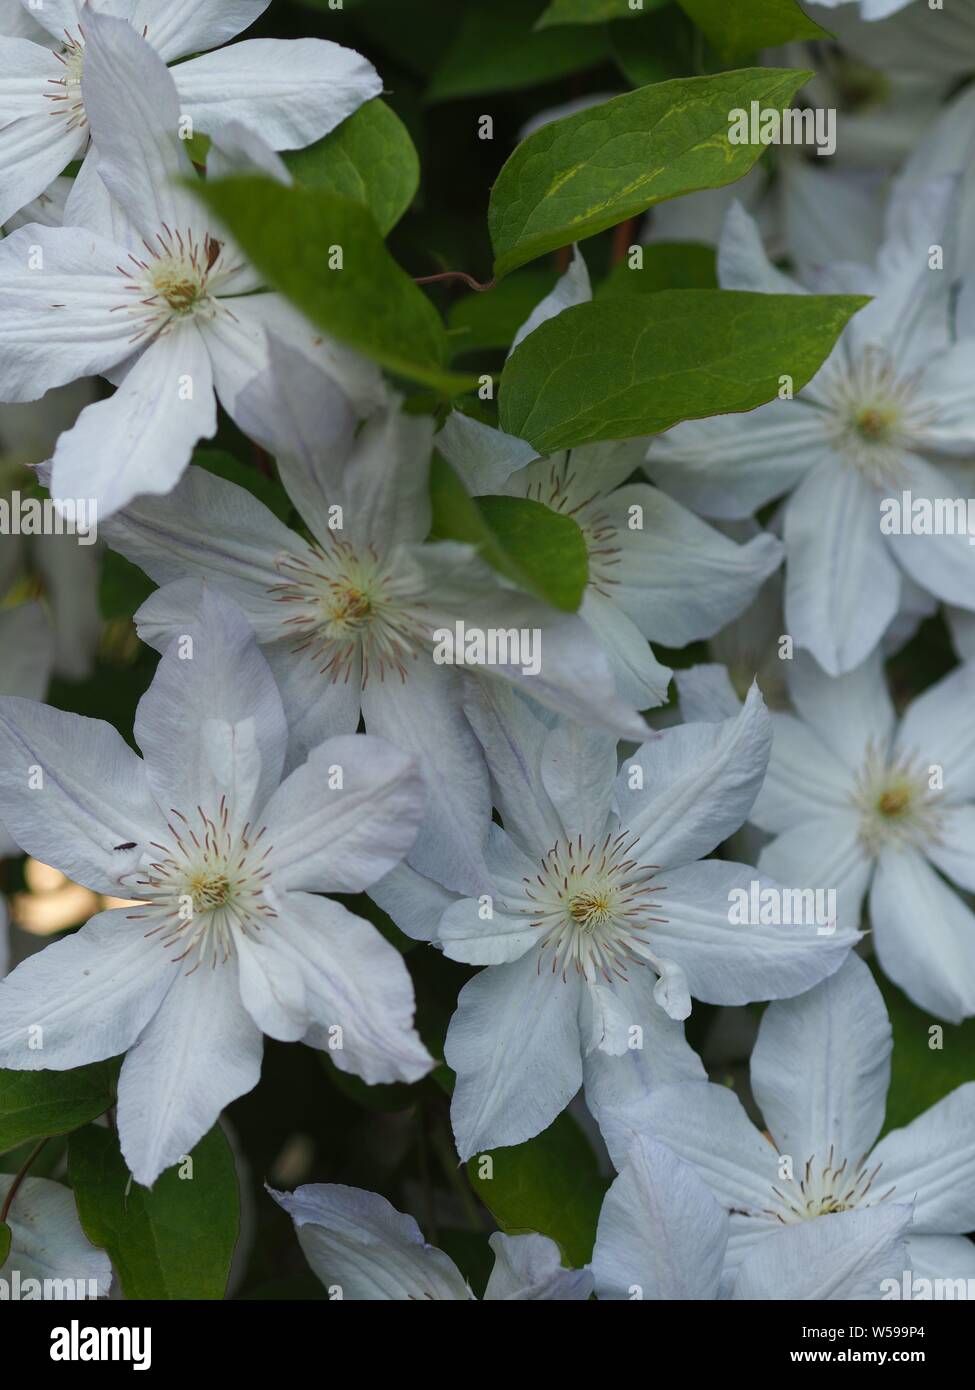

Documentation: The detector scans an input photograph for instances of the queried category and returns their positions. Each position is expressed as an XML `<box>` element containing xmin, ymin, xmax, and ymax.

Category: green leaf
<box><xmin>677</xmin><ymin>0</ymin><xmax>831</xmax><ymax>64</ymax></box>
<box><xmin>877</xmin><ymin>970</ymin><xmax>975</xmax><ymax>1134</ymax></box>
<box><xmin>0</xmin><ymin>1060</ymin><xmax>119</xmax><ymax>1155</ymax></box>
<box><xmin>430</xmin><ymin>452</ymin><xmax>589</xmax><ymax>610</ymax></box>
<box><xmin>0</xmin><ymin>1221</ymin><xmax>10</xmax><ymax>1266</ymax></box>
<box><xmin>448</xmin><ymin>269</ymin><xmax>558</xmax><ymax>357</ymax></box>
<box><xmin>68</xmin><ymin>1124</ymin><xmax>239</xmax><ymax>1300</ymax></box>
<box><xmin>427</xmin><ymin>0</ymin><xmax>610</xmax><ymax>102</ymax></box>
<box><xmin>489</xmin><ymin>68</ymin><xmax>811</xmax><ymax>276</ymax></box>
<box><xmin>283</xmin><ymin>99</ymin><xmax>419</xmax><ymax>235</ymax></box>
<box><xmin>596</xmin><ymin>240</ymin><xmax>717</xmax><ymax>296</ymax></box>
<box><xmin>609</xmin><ymin>2</ymin><xmax>698</xmax><ymax>86</ymax></box>
<box><xmin>192</xmin><ymin>177</ymin><xmax>475</xmax><ymax>396</ymax></box>
<box><xmin>499</xmin><ymin>289</ymin><xmax>866</xmax><ymax>453</ymax></box>
<box><xmin>538</xmin><ymin>0</ymin><xmax>669</xmax><ymax>28</ymax></box>
<box><xmin>467</xmin><ymin>1111</ymin><xmax>608</xmax><ymax>1267</ymax></box>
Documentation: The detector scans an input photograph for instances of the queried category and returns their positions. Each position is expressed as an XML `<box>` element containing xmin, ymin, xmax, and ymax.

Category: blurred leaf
<box><xmin>678</xmin><ymin>0</ymin><xmax>830</xmax><ymax>63</ymax></box>
<box><xmin>320</xmin><ymin>1053</ymin><xmax>419</xmax><ymax>1113</ymax></box>
<box><xmin>499</xmin><ymin>289</ymin><xmax>867</xmax><ymax>452</ymax></box>
<box><xmin>448</xmin><ymin>270</ymin><xmax>558</xmax><ymax>357</ymax></box>
<box><xmin>0</xmin><ymin>1222</ymin><xmax>10</xmax><ymax>1265</ymax></box>
<box><xmin>596</xmin><ymin>240</ymin><xmax>716</xmax><ymax>296</ymax></box>
<box><xmin>0</xmin><ymin>1060</ymin><xmax>119</xmax><ymax>1155</ymax></box>
<box><xmin>427</xmin><ymin>0</ymin><xmax>611</xmax><ymax>102</ymax></box>
<box><xmin>489</xmin><ymin>68</ymin><xmax>810</xmax><ymax>276</ymax></box>
<box><xmin>69</xmin><ymin>1123</ymin><xmax>239</xmax><ymax>1300</ymax></box>
<box><xmin>877</xmin><ymin>968</ymin><xmax>975</xmax><ymax>1134</ymax></box>
<box><xmin>99</xmin><ymin>548</ymin><xmax>155</xmax><ymax>622</ymax></box>
<box><xmin>284</xmin><ymin>99</ymin><xmax>419</xmax><ymax>234</ymax></box>
<box><xmin>430</xmin><ymin>453</ymin><xmax>589</xmax><ymax>610</ymax></box>
<box><xmin>538</xmin><ymin>0</ymin><xmax>669</xmax><ymax>27</ymax></box>
<box><xmin>467</xmin><ymin>1111</ymin><xmax>608</xmax><ymax>1266</ymax></box>
<box><xmin>193</xmin><ymin>177</ymin><xmax>475</xmax><ymax>395</ymax></box>
<box><xmin>609</xmin><ymin>2</ymin><xmax>698</xmax><ymax>85</ymax></box>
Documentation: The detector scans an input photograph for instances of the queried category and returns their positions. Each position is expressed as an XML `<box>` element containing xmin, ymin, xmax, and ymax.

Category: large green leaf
<box><xmin>430</xmin><ymin>453</ymin><xmax>589</xmax><ymax>612</ymax></box>
<box><xmin>499</xmin><ymin>289</ymin><xmax>866</xmax><ymax>452</ymax></box>
<box><xmin>448</xmin><ymin>269</ymin><xmax>558</xmax><ymax>357</ymax></box>
<box><xmin>427</xmin><ymin>0</ymin><xmax>610</xmax><ymax>102</ymax></box>
<box><xmin>467</xmin><ymin>1111</ymin><xmax>608</xmax><ymax>1267</ymax></box>
<box><xmin>192</xmin><ymin>177</ymin><xmax>474</xmax><ymax>396</ymax></box>
<box><xmin>678</xmin><ymin>0</ymin><xmax>831</xmax><ymax>63</ymax></box>
<box><xmin>488</xmin><ymin>68</ymin><xmax>810</xmax><ymax>276</ymax></box>
<box><xmin>283</xmin><ymin>99</ymin><xmax>419</xmax><ymax>235</ymax></box>
<box><xmin>596</xmin><ymin>240</ymin><xmax>717</xmax><ymax>297</ymax></box>
<box><xmin>877</xmin><ymin>970</ymin><xmax>975</xmax><ymax>1134</ymax></box>
<box><xmin>68</xmin><ymin>1124</ymin><xmax>239</xmax><ymax>1300</ymax></box>
<box><xmin>538</xmin><ymin>0</ymin><xmax>669</xmax><ymax>27</ymax></box>
<box><xmin>0</xmin><ymin>1061</ymin><xmax>119</xmax><ymax>1155</ymax></box>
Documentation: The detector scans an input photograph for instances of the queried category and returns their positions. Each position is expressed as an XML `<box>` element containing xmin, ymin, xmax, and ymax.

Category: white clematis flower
<box><xmin>102</xmin><ymin>338</ymin><xmax>650</xmax><ymax>896</ymax></box>
<box><xmin>440</xmin><ymin>680</ymin><xmax>858</xmax><ymax>1159</ymax></box>
<box><xmin>591</xmin><ymin>1134</ymin><xmax>914</xmax><ymax>1301</ymax></box>
<box><xmin>270</xmin><ymin>1183</ymin><xmax>593</xmax><ymax>1301</ymax></box>
<box><xmin>751</xmin><ymin>649</ymin><xmax>975</xmax><ymax>1023</ymax></box>
<box><xmin>0</xmin><ymin>0</ymin><xmax>380</xmax><ymax>225</ymax></box>
<box><xmin>0</xmin><ymin>1173</ymin><xmax>112</xmax><ymax>1297</ymax></box>
<box><xmin>597</xmin><ymin>955</ymin><xmax>975</xmax><ymax>1288</ymax></box>
<box><xmin>647</xmin><ymin>181</ymin><xmax>975</xmax><ymax>676</ymax></box>
<box><xmin>0</xmin><ymin>584</ymin><xmax>432</xmax><ymax>1186</ymax></box>
<box><xmin>0</xmin><ymin>13</ymin><xmax>382</xmax><ymax>519</ymax></box>
<box><xmin>438</xmin><ymin>259</ymin><xmax>785</xmax><ymax>711</ymax></box>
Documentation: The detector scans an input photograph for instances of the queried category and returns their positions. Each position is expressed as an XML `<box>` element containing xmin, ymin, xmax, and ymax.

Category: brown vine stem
<box><xmin>0</xmin><ymin>1138</ymin><xmax>48</xmax><ymax>1224</ymax></box>
<box><xmin>413</xmin><ymin>270</ymin><xmax>497</xmax><ymax>293</ymax></box>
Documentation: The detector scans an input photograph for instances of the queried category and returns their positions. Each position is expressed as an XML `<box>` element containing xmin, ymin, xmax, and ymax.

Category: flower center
<box><xmin>121</xmin><ymin>802</ymin><xmax>275</xmax><ymax>971</ymax></box>
<box><xmin>46</xmin><ymin>31</ymin><xmax>87</xmax><ymax>131</ymax></box>
<box><xmin>765</xmin><ymin>1147</ymin><xmax>895</xmax><ymax>1225</ymax></box>
<box><xmin>851</xmin><ymin>740</ymin><xmax>943</xmax><ymax>855</ymax></box>
<box><xmin>112</xmin><ymin>229</ymin><xmax>239</xmax><ymax>344</ymax></box>
<box><xmin>522</xmin><ymin>457</ymin><xmax>621</xmax><ymax>597</ymax></box>
<box><xmin>818</xmin><ymin>345</ymin><xmax>937</xmax><ymax>488</ymax></box>
<box><xmin>270</xmin><ymin>538</ymin><xmax>427</xmax><ymax>686</ymax></box>
<box><xmin>521</xmin><ymin>831</ymin><xmax>666</xmax><ymax>983</ymax></box>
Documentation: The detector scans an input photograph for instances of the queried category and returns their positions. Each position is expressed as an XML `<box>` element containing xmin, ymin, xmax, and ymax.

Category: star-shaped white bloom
<box><xmin>439</xmin><ymin>680</ymin><xmax>858</xmax><ymax>1159</ymax></box>
<box><xmin>0</xmin><ymin>584</ymin><xmax>433</xmax><ymax>1186</ymax></box>
<box><xmin>598</xmin><ymin>955</ymin><xmax>975</xmax><ymax>1288</ymax></box>
<box><xmin>749</xmin><ymin>648</ymin><xmax>975</xmax><ymax>1023</ymax></box>
<box><xmin>270</xmin><ymin>1183</ymin><xmax>593</xmax><ymax>1301</ymax></box>
<box><xmin>0</xmin><ymin>1173</ymin><xmax>112</xmax><ymax>1298</ymax></box>
<box><xmin>591</xmin><ymin>1133</ymin><xmax>913</xmax><ymax>1301</ymax></box>
<box><xmin>438</xmin><ymin>255</ymin><xmax>785</xmax><ymax>711</ymax></box>
<box><xmin>0</xmin><ymin>0</ymin><xmax>380</xmax><ymax>225</ymax></box>
<box><xmin>647</xmin><ymin>180</ymin><xmax>975</xmax><ymax>676</ymax></box>
<box><xmin>102</xmin><ymin>336</ymin><xmax>650</xmax><ymax>896</ymax></box>
<box><xmin>0</xmin><ymin>12</ymin><xmax>382</xmax><ymax>519</ymax></box>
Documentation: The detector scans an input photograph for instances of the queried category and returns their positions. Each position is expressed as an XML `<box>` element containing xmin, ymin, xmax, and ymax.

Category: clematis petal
<box><xmin>132</xmin><ymin>0</ymin><xmax>270</xmax><ymax>62</ymax></box>
<box><xmin>731</xmin><ymin>1205</ymin><xmax>914</xmax><ymax>1301</ymax></box>
<box><xmin>484</xmin><ymin>1232</ymin><xmax>593</xmax><ymax>1300</ymax></box>
<box><xmin>870</xmin><ymin>1083</ymin><xmax>975</xmax><ymax>1234</ymax></box>
<box><xmin>0</xmin><ymin>1175</ymin><xmax>113</xmax><ymax>1297</ymax></box>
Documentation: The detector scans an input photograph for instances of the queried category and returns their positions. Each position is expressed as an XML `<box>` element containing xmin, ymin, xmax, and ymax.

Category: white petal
<box><xmin>607</xmin><ymin>484</ymin><xmax>783</xmax><ymax>646</ymax></box>
<box><xmin>81</xmin><ymin>11</ymin><xmax>200</xmax><ymax>240</ymax></box>
<box><xmin>0</xmin><ymin>37</ymin><xmax>60</xmax><ymax>122</ymax></box>
<box><xmin>134</xmin><ymin>582</ymin><xmax>287</xmax><ymax>822</ymax></box>
<box><xmin>885</xmin><ymin>454</ymin><xmax>975</xmax><ymax>605</ymax></box>
<box><xmin>269</xmin><ymin>1183</ymin><xmax>469</xmax><ymax>1301</ymax></box>
<box><xmin>895</xmin><ymin>662</ymin><xmax>975</xmax><ymax>804</ymax></box>
<box><xmin>787</xmin><ymin>647</ymin><xmax>895</xmax><ymax>773</ymax></box>
<box><xmin>0</xmin><ymin>601</ymin><xmax>55</xmax><ymax>698</ymax></box>
<box><xmin>751</xmin><ymin>955</ymin><xmax>891</xmax><ymax>1163</ymax></box>
<box><xmin>439</xmin><ymin>826</ymin><xmax>542</xmax><ymax>967</ymax></box>
<box><xmin>510</xmin><ymin>245</ymin><xmax>591</xmax><ymax>354</ymax></box>
<box><xmin>590</xmin><ymin>1136</ymin><xmax>727</xmax><ymax>1301</ymax></box>
<box><xmin>731</xmin><ymin>1205</ymin><xmax>913</xmax><ymax>1301</ymax></box>
<box><xmin>784</xmin><ymin>461</ymin><xmax>902</xmax><ymax>676</ymax></box>
<box><xmin>172</xmin><ymin>38</ymin><xmax>381</xmax><ymax>148</ymax></box>
<box><xmin>117</xmin><ymin>956</ymin><xmax>263</xmax><ymax>1186</ymax></box>
<box><xmin>0</xmin><ymin>697</ymin><xmax>160</xmax><ymax>895</ymax></box>
<box><xmin>870</xmin><ymin>1083</ymin><xmax>975</xmax><ymax>1234</ymax></box>
<box><xmin>616</xmin><ymin>683</ymin><xmax>771</xmax><ymax>868</ymax></box>
<box><xmin>674</xmin><ymin>663</ymin><xmax>741</xmax><ymax>723</ymax></box>
<box><xmin>484</xmin><ymin>1232</ymin><xmax>592</xmax><ymax>1300</ymax></box>
<box><xmin>31</xmin><ymin>532</ymin><xmax>100</xmax><ymax>682</ymax></box>
<box><xmin>927</xmin><ymin>804</ymin><xmax>975</xmax><ymax>893</ymax></box>
<box><xmin>435</xmin><ymin>410</ymin><xmax>537</xmax><ymax>494</ymax></box>
<box><xmin>577</xmin><ymin>589</ymin><xmax>671</xmax><ymax>714</ymax></box>
<box><xmin>757</xmin><ymin>815</ymin><xmax>872</xmax><ymax>935</ymax></box>
<box><xmin>0</xmin><ymin>1175</ymin><xmax>112</xmax><ymax>1296</ymax></box>
<box><xmin>445</xmin><ymin>954</ymin><xmax>583</xmax><ymax>1160</ymax></box>
<box><xmin>0</xmin><ymin>224</ymin><xmax>134</xmax><ymax>401</ymax></box>
<box><xmin>0</xmin><ymin>906</ymin><xmax>174</xmax><ymax>1069</ymax></box>
<box><xmin>134</xmin><ymin>0</ymin><xmax>269</xmax><ymax>61</ymax></box>
<box><xmin>718</xmin><ymin>200</ymin><xmax>806</xmax><ymax>296</ymax></box>
<box><xmin>0</xmin><ymin>112</ymin><xmax>85</xmax><ymax>228</ymax></box>
<box><xmin>274</xmin><ymin>891</ymin><xmax>432</xmax><ymax>1085</ymax></box>
<box><xmin>905</xmin><ymin>1233</ymin><xmax>975</xmax><ymax>1287</ymax></box>
<box><xmin>368</xmin><ymin>861</ymin><xmax>458</xmax><ymax>945</ymax></box>
<box><xmin>539</xmin><ymin>719</ymin><xmax>617</xmax><ymax>844</ymax></box>
<box><xmin>235</xmin><ymin>931</ymin><xmax>307</xmax><ymax>1042</ymax></box>
<box><xmin>49</xmin><ymin>323</ymin><xmax>216</xmax><ymax>519</ymax></box>
<box><xmin>262</xmin><ymin>735</ymin><xmax>425</xmax><ymax>894</ymax></box>
<box><xmin>750</xmin><ymin>713</ymin><xmax>857</xmax><ymax>835</ymax></box>
<box><xmin>870</xmin><ymin>849</ymin><xmax>975</xmax><ymax>1023</ymax></box>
